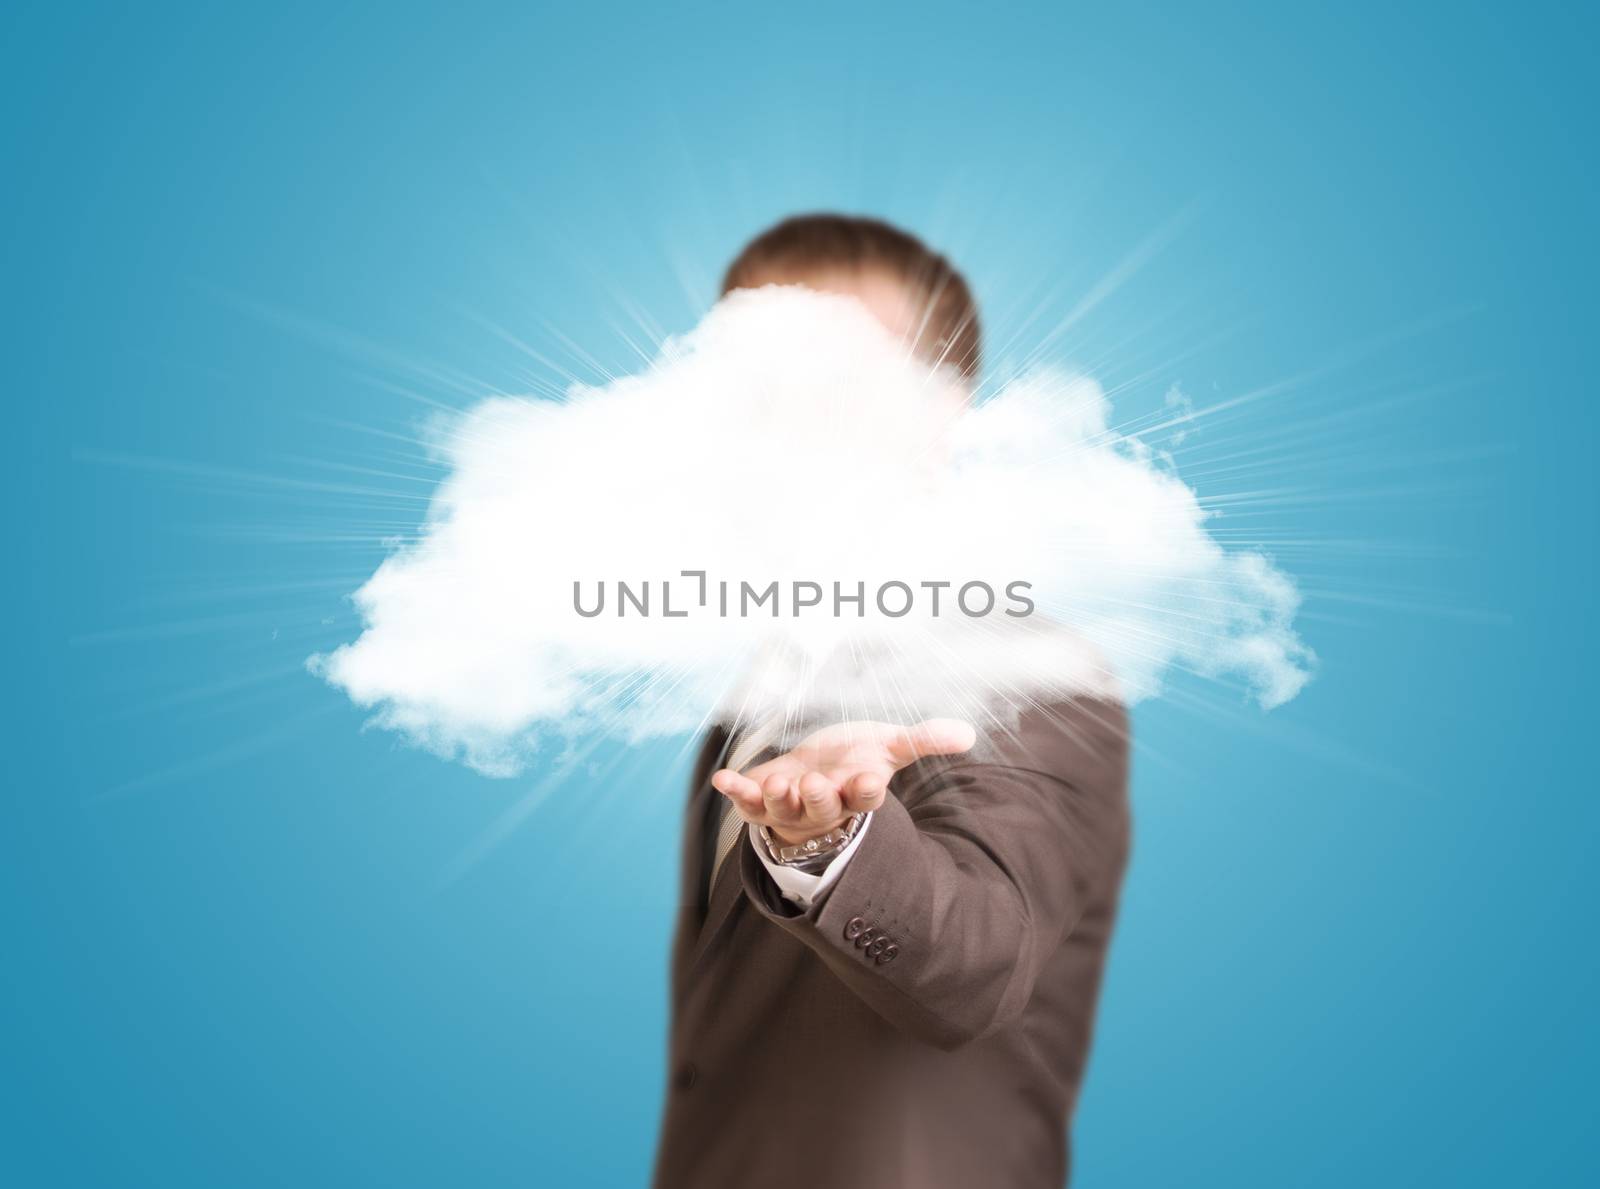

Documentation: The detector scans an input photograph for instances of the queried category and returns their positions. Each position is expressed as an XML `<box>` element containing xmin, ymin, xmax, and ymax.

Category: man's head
<box><xmin>722</xmin><ymin>214</ymin><xmax>981</xmax><ymax>384</ymax></box>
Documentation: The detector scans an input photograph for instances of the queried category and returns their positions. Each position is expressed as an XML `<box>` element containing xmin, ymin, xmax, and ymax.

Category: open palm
<box><xmin>712</xmin><ymin>718</ymin><xmax>976</xmax><ymax>844</ymax></box>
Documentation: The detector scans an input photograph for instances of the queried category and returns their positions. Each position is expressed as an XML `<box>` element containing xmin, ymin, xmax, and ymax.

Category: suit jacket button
<box><xmin>844</xmin><ymin>916</ymin><xmax>867</xmax><ymax>941</ymax></box>
<box><xmin>876</xmin><ymin>944</ymin><xmax>899</xmax><ymax>965</ymax></box>
<box><xmin>673</xmin><ymin>1063</ymin><xmax>698</xmax><ymax>1091</ymax></box>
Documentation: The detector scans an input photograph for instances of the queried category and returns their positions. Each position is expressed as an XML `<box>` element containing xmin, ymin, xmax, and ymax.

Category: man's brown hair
<box><xmin>721</xmin><ymin>213</ymin><xmax>981</xmax><ymax>381</ymax></box>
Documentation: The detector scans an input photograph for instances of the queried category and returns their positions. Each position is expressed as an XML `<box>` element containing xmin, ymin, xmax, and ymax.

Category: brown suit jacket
<box><xmin>653</xmin><ymin>698</ymin><xmax>1131</xmax><ymax>1189</ymax></box>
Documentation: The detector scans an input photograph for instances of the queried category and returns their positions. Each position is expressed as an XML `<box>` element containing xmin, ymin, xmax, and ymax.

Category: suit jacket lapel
<box><xmin>691</xmin><ymin>810</ymin><xmax>748</xmax><ymax>958</ymax></box>
<box><xmin>681</xmin><ymin>720</ymin><xmax>793</xmax><ymax>979</ymax></box>
<box><xmin>672</xmin><ymin>728</ymin><xmax>729</xmax><ymax>1000</ymax></box>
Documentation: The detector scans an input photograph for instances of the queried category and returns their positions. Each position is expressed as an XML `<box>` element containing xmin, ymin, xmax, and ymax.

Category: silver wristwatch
<box><xmin>759</xmin><ymin>813</ymin><xmax>868</xmax><ymax>874</ymax></box>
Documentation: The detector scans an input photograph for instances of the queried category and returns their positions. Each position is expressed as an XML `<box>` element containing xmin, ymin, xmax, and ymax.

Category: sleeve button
<box><xmin>844</xmin><ymin>916</ymin><xmax>867</xmax><ymax>941</ymax></box>
<box><xmin>876</xmin><ymin>944</ymin><xmax>899</xmax><ymax>965</ymax></box>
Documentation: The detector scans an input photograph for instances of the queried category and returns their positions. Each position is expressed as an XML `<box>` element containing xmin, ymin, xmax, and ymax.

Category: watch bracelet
<box><xmin>761</xmin><ymin>812</ymin><xmax>867</xmax><ymax>869</ymax></box>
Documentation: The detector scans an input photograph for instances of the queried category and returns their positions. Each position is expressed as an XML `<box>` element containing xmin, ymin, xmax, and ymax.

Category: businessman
<box><xmin>653</xmin><ymin>215</ymin><xmax>1131</xmax><ymax>1189</ymax></box>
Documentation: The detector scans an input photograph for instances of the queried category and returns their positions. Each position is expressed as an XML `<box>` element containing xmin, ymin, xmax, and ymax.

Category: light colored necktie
<box><xmin>709</xmin><ymin>800</ymin><xmax>746</xmax><ymax>891</ymax></box>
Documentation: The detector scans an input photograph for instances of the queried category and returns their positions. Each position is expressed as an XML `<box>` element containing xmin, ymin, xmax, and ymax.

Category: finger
<box><xmin>841</xmin><ymin>770</ymin><xmax>888</xmax><ymax>813</ymax></box>
<box><xmin>712</xmin><ymin>768</ymin><xmax>761</xmax><ymax>799</ymax></box>
<box><xmin>797</xmin><ymin>770</ymin><xmax>843</xmax><ymax>824</ymax></box>
<box><xmin>711</xmin><ymin>768</ymin><xmax>764</xmax><ymax>818</ymax></box>
<box><xmin>889</xmin><ymin>718</ymin><xmax>978</xmax><ymax>767</ymax></box>
<box><xmin>761</xmin><ymin>772</ymin><xmax>803</xmax><ymax>824</ymax></box>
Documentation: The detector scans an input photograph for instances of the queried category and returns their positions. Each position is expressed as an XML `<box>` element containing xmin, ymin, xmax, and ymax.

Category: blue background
<box><xmin>5</xmin><ymin>2</ymin><xmax>1595</xmax><ymax>1185</ymax></box>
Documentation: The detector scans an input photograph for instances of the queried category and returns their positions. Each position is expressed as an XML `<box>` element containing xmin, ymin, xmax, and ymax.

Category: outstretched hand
<box><xmin>711</xmin><ymin>719</ymin><xmax>977</xmax><ymax>845</ymax></box>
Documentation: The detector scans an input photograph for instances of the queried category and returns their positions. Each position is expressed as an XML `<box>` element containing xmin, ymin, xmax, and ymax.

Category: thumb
<box><xmin>889</xmin><ymin>718</ymin><xmax>977</xmax><ymax>767</ymax></box>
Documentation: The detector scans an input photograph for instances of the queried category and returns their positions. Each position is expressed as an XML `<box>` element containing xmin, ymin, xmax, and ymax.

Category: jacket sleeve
<box><xmin>738</xmin><ymin>698</ymin><xmax>1130</xmax><ymax>1050</ymax></box>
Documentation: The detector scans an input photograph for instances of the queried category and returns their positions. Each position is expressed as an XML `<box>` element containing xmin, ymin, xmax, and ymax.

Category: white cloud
<box><xmin>312</xmin><ymin>287</ymin><xmax>1313</xmax><ymax>774</ymax></box>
